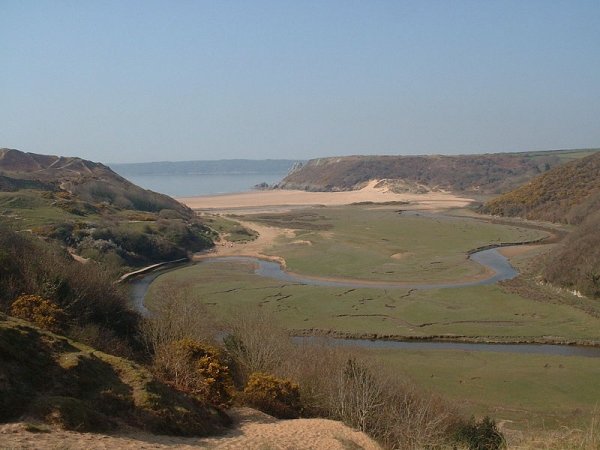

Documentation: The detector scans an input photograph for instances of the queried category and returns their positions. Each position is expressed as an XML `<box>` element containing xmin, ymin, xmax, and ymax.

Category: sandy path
<box><xmin>0</xmin><ymin>409</ymin><xmax>381</xmax><ymax>450</ymax></box>
<box><xmin>178</xmin><ymin>180</ymin><xmax>474</xmax><ymax>211</ymax></box>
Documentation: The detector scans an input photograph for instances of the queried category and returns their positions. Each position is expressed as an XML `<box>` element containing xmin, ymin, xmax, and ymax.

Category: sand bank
<box><xmin>178</xmin><ymin>180</ymin><xmax>474</xmax><ymax>211</ymax></box>
<box><xmin>0</xmin><ymin>409</ymin><xmax>381</xmax><ymax>449</ymax></box>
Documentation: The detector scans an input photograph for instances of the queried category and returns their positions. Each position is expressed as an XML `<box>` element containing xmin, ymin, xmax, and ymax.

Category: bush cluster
<box><xmin>241</xmin><ymin>372</ymin><xmax>302</xmax><ymax>419</ymax></box>
<box><xmin>155</xmin><ymin>339</ymin><xmax>233</xmax><ymax>408</ymax></box>
<box><xmin>9</xmin><ymin>294</ymin><xmax>65</xmax><ymax>333</ymax></box>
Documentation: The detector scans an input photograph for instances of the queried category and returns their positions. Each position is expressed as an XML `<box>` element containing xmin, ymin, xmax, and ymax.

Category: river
<box><xmin>128</xmin><ymin>249</ymin><xmax>600</xmax><ymax>358</ymax></box>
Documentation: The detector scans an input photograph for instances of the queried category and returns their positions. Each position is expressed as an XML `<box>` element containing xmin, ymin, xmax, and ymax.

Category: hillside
<box><xmin>0</xmin><ymin>148</ymin><xmax>190</xmax><ymax>215</ymax></box>
<box><xmin>0</xmin><ymin>313</ymin><xmax>230</xmax><ymax>435</ymax></box>
<box><xmin>0</xmin><ymin>148</ymin><xmax>214</xmax><ymax>268</ymax></box>
<box><xmin>482</xmin><ymin>151</ymin><xmax>600</xmax><ymax>224</ymax></box>
<box><xmin>278</xmin><ymin>149</ymin><xmax>599</xmax><ymax>194</ymax></box>
<box><xmin>481</xmin><ymin>152</ymin><xmax>600</xmax><ymax>298</ymax></box>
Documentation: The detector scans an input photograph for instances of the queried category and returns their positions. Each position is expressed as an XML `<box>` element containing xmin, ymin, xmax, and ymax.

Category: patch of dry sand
<box><xmin>178</xmin><ymin>180</ymin><xmax>474</xmax><ymax>211</ymax></box>
<box><xmin>0</xmin><ymin>409</ymin><xmax>381</xmax><ymax>450</ymax></box>
<box><xmin>194</xmin><ymin>220</ymin><xmax>290</xmax><ymax>266</ymax></box>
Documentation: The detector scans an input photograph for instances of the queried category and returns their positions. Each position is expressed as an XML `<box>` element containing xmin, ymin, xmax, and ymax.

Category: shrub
<box><xmin>241</xmin><ymin>372</ymin><xmax>301</xmax><ymax>419</ymax></box>
<box><xmin>10</xmin><ymin>295</ymin><xmax>66</xmax><ymax>333</ymax></box>
<box><xmin>454</xmin><ymin>416</ymin><xmax>506</xmax><ymax>450</ymax></box>
<box><xmin>155</xmin><ymin>338</ymin><xmax>233</xmax><ymax>408</ymax></box>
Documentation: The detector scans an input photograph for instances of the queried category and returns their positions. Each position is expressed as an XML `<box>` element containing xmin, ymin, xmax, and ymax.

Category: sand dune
<box><xmin>0</xmin><ymin>409</ymin><xmax>381</xmax><ymax>450</ymax></box>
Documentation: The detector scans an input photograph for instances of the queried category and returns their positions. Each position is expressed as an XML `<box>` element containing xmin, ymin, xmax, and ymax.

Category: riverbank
<box><xmin>291</xmin><ymin>329</ymin><xmax>600</xmax><ymax>350</ymax></box>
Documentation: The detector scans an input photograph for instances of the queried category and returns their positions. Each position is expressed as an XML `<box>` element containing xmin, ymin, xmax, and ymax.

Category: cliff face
<box><xmin>277</xmin><ymin>150</ymin><xmax>599</xmax><ymax>194</ymax></box>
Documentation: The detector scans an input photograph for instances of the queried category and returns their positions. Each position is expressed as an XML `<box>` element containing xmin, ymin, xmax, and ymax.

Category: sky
<box><xmin>1</xmin><ymin>1</ymin><xmax>600</xmax><ymax>163</ymax></box>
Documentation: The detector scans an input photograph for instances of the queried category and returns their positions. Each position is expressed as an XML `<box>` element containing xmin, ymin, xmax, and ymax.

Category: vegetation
<box><xmin>241</xmin><ymin>373</ymin><xmax>302</xmax><ymax>419</ymax></box>
<box><xmin>279</xmin><ymin>149</ymin><xmax>599</xmax><ymax>194</ymax></box>
<box><xmin>9</xmin><ymin>294</ymin><xmax>65</xmax><ymax>334</ymax></box>
<box><xmin>244</xmin><ymin>207</ymin><xmax>545</xmax><ymax>282</ymax></box>
<box><xmin>0</xmin><ymin>225</ymin><xmax>139</xmax><ymax>356</ymax></box>
<box><xmin>454</xmin><ymin>417</ymin><xmax>505</xmax><ymax>450</ymax></box>
<box><xmin>154</xmin><ymin>339</ymin><xmax>234</xmax><ymax>408</ymax></box>
<box><xmin>0</xmin><ymin>314</ymin><xmax>229</xmax><ymax>435</ymax></box>
<box><xmin>482</xmin><ymin>151</ymin><xmax>600</xmax><ymax>224</ymax></box>
<box><xmin>482</xmin><ymin>152</ymin><xmax>600</xmax><ymax>297</ymax></box>
<box><xmin>0</xmin><ymin>148</ymin><xmax>215</xmax><ymax>269</ymax></box>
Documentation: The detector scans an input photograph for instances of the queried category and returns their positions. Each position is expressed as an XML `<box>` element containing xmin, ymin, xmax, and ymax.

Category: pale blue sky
<box><xmin>1</xmin><ymin>1</ymin><xmax>599</xmax><ymax>163</ymax></box>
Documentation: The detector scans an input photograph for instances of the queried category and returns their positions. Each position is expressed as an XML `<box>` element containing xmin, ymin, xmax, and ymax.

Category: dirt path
<box><xmin>0</xmin><ymin>409</ymin><xmax>381</xmax><ymax>450</ymax></box>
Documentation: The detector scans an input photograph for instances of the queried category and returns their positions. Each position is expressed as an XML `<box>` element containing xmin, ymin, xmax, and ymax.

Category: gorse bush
<box><xmin>241</xmin><ymin>372</ymin><xmax>302</xmax><ymax>419</ymax></box>
<box><xmin>0</xmin><ymin>225</ymin><xmax>139</xmax><ymax>357</ymax></box>
<box><xmin>155</xmin><ymin>338</ymin><xmax>233</xmax><ymax>408</ymax></box>
<box><xmin>10</xmin><ymin>294</ymin><xmax>65</xmax><ymax>333</ymax></box>
<box><xmin>454</xmin><ymin>416</ymin><xmax>506</xmax><ymax>450</ymax></box>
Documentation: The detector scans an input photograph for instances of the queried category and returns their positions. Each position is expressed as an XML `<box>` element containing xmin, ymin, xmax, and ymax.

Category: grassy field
<box><xmin>145</xmin><ymin>259</ymin><xmax>600</xmax><ymax>341</ymax></box>
<box><xmin>246</xmin><ymin>207</ymin><xmax>545</xmax><ymax>282</ymax></box>
<box><xmin>143</xmin><ymin>205</ymin><xmax>600</xmax><ymax>430</ymax></box>
<box><xmin>364</xmin><ymin>348</ymin><xmax>600</xmax><ymax>430</ymax></box>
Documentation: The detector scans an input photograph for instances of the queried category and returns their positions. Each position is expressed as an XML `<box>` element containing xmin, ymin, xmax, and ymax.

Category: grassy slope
<box><xmin>0</xmin><ymin>313</ymin><xmax>229</xmax><ymax>435</ymax></box>
<box><xmin>0</xmin><ymin>149</ymin><xmax>216</xmax><ymax>269</ymax></box>
<box><xmin>482</xmin><ymin>151</ymin><xmax>600</xmax><ymax>224</ymax></box>
<box><xmin>483</xmin><ymin>152</ymin><xmax>600</xmax><ymax>297</ymax></box>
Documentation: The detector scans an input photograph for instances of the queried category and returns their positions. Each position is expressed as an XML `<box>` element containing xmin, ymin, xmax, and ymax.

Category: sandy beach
<box><xmin>178</xmin><ymin>180</ymin><xmax>475</xmax><ymax>211</ymax></box>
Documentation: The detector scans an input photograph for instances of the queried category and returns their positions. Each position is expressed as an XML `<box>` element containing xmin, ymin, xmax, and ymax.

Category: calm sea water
<box><xmin>121</xmin><ymin>173</ymin><xmax>287</xmax><ymax>197</ymax></box>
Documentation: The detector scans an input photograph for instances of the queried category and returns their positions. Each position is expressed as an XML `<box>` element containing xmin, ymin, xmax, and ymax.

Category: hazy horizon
<box><xmin>2</xmin><ymin>1</ymin><xmax>599</xmax><ymax>163</ymax></box>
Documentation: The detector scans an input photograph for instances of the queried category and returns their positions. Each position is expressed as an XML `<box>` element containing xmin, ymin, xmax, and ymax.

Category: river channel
<box><xmin>128</xmin><ymin>249</ymin><xmax>600</xmax><ymax>358</ymax></box>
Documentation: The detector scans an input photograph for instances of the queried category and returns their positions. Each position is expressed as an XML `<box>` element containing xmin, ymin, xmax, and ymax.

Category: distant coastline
<box><xmin>110</xmin><ymin>159</ymin><xmax>302</xmax><ymax>196</ymax></box>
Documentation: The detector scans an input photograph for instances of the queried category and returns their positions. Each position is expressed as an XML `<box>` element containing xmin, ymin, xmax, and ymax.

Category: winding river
<box><xmin>128</xmin><ymin>248</ymin><xmax>600</xmax><ymax>358</ymax></box>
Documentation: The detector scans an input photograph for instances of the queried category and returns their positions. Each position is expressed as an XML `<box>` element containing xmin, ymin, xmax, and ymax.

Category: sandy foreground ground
<box><xmin>178</xmin><ymin>180</ymin><xmax>475</xmax><ymax>211</ymax></box>
<box><xmin>0</xmin><ymin>409</ymin><xmax>381</xmax><ymax>450</ymax></box>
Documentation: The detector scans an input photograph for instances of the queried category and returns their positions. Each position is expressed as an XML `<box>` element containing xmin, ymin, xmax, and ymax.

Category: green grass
<box><xmin>364</xmin><ymin>348</ymin><xmax>600</xmax><ymax>430</ymax></box>
<box><xmin>246</xmin><ymin>207</ymin><xmax>545</xmax><ymax>282</ymax></box>
<box><xmin>0</xmin><ymin>191</ymin><xmax>82</xmax><ymax>227</ymax></box>
<box><xmin>200</xmin><ymin>214</ymin><xmax>259</xmax><ymax>242</ymax></box>
<box><xmin>144</xmin><ymin>205</ymin><xmax>600</xmax><ymax>431</ymax></box>
<box><xmin>145</xmin><ymin>260</ymin><xmax>600</xmax><ymax>342</ymax></box>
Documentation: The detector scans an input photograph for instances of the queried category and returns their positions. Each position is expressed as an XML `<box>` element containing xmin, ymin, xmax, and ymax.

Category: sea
<box><xmin>118</xmin><ymin>172</ymin><xmax>288</xmax><ymax>197</ymax></box>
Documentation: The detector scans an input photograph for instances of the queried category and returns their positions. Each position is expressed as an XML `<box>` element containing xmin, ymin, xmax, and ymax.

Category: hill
<box><xmin>482</xmin><ymin>151</ymin><xmax>600</xmax><ymax>224</ymax></box>
<box><xmin>0</xmin><ymin>148</ymin><xmax>191</xmax><ymax>215</ymax></box>
<box><xmin>0</xmin><ymin>313</ymin><xmax>229</xmax><ymax>435</ymax></box>
<box><xmin>0</xmin><ymin>148</ymin><xmax>214</xmax><ymax>268</ymax></box>
<box><xmin>482</xmin><ymin>152</ymin><xmax>600</xmax><ymax>298</ymax></box>
<box><xmin>278</xmin><ymin>149</ymin><xmax>599</xmax><ymax>194</ymax></box>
